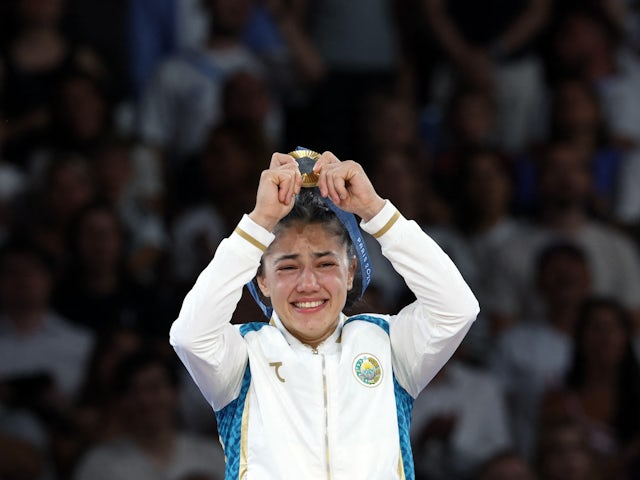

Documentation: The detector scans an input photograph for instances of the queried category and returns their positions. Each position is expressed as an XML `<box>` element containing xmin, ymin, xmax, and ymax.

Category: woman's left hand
<box><xmin>314</xmin><ymin>152</ymin><xmax>386</xmax><ymax>221</ymax></box>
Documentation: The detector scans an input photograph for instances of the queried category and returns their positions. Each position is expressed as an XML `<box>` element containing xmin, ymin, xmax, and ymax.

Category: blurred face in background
<box><xmin>537</xmin><ymin>251</ymin><xmax>591</xmax><ymax>313</ymax></box>
<box><xmin>206</xmin><ymin>0</ymin><xmax>253</xmax><ymax>37</ymax></box>
<box><xmin>463</xmin><ymin>152</ymin><xmax>512</xmax><ymax>219</ymax></box>
<box><xmin>121</xmin><ymin>364</ymin><xmax>178</xmax><ymax>434</ymax></box>
<box><xmin>76</xmin><ymin>207</ymin><xmax>124</xmax><ymax>275</ymax></box>
<box><xmin>46</xmin><ymin>159</ymin><xmax>94</xmax><ymax>224</ymax></box>
<box><xmin>581</xmin><ymin>304</ymin><xmax>628</xmax><ymax>371</ymax></box>
<box><xmin>17</xmin><ymin>0</ymin><xmax>64</xmax><ymax>26</ymax></box>
<box><xmin>538</xmin><ymin>144</ymin><xmax>592</xmax><ymax>210</ymax></box>
<box><xmin>58</xmin><ymin>76</ymin><xmax>108</xmax><ymax>141</ymax></box>
<box><xmin>450</xmin><ymin>91</ymin><xmax>496</xmax><ymax>146</ymax></box>
<box><xmin>223</xmin><ymin>71</ymin><xmax>271</xmax><ymax>127</ymax></box>
<box><xmin>538</xmin><ymin>424</ymin><xmax>594</xmax><ymax>480</ymax></box>
<box><xmin>553</xmin><ymin>80</ymin><xmax>601</xmax><ymax>134</ymax></box>
<box><xmin>0</xmin><ymin>251</ymin><xmax>52</xmax><ymax>315</ymax></box>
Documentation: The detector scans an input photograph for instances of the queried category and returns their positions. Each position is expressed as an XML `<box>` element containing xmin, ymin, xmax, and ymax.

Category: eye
<box><xmin>277</xmin><ymin>265</ymin><xmax>297</xmax><ymax>272</ymax></box>
<box><xmin>319</xmin><ymin>262</ymin><xmax>337</xmax><ymax>268</ymax></box>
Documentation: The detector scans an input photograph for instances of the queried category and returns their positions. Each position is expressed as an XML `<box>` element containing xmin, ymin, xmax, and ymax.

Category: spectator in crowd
<box><xmin>0</xmin><ymin>238</ymin><xmax>94</xmax><ymax>407</ymax></box>
<box><xmin>47</xmin><ymin>70</ymin><xmax>114</xmax><ymax>157</ymax></box>
<box><xmin>16</xmin><ymin>154</ymin><xmax>95</xmax><ymax>269</ymax></box>
<box><xmin>535</xmin><ymin>418</ymin><xmax>601</xmax><ymax>480</ymax></box>
<box><xmin>410</xmin><ymin>357</ymin><xmax>512</xmax><ymax>480</ymax></box>
<box><xmin>297</xmin><ymin>0</ymin><xmax>403</xmax><ymax>158</ymax></box>
<box><xmin>91</xmin><ymin>139</ymin><xmax>168</xmax><ymax>282</ymax></box>
<box><xmin>422</xmin><ymin>0</ymin><xmax>550</xmax><ymax>152</ymax></box>
<box><xmin>362</xmin><ymin>93</ymin><xmax>430</xmax><ymax>172</ymax></box>
<box><xmin>73</xmin><ymin>327</ymin><xmax>143</xmax><ymax>445</ymax></box>
<box><xmin>0</xmin><ymin>0</ymin><xmax>106</xmax><ymax>165</ymax></box>
<box><xmin>486</xmin><ymin>140</ymin><xmax>640</xmax><ymax>328</ymax></box>
<box><xmin>477</xmin><ymin>450</ymin><xmax>537</xmax><ymax>480</ymax></box>
<box><xmin>433</xmin><ymin>87</ymin><xmax>499</xmax><ymax>190</ymax></box>
<box><xmin>73</xmin><ymin>349</ymin><xmax>225</xmax><ymax>480</ymax></box>
<box><xmin>490</xmin><ymin>243</ymin><xmax>592</xmax><ymax>456</ymax></box>
<box><xmin>549</xmin><ymin>5</ymin><xmax>640</xmax><ymax>231</ymax></box>
<box><xmin>52</xmin><ymin>202</ymin><xmax>162</xmax><ymax>335</ymax></box>
<box><xmin>515</xmin><ymin>76</ymin><xmax>624</xmax><ymax>218</ymax></box>
<box><xmin>0</xmin><ymin>402</ymin><xmax>51</xmax><ymax>480</ymax></box>
<box><xmin>170</xmin><ymin>123</ymin><xmax>268</xmax><ymax>306</ymax></box>
<box><xmin>137</xmin><ymin>0</ymin><xmax>273</xmax><ymax>167</ymax></box>
<box><xmin>541</xmin><ymin>298</ymin><xmax>640</xmax><ymax>474</ymax></box>
<box><xmin>454</xmin><ymin>148</ymin><xmax>521</xmax><ymax>339</ymax></box>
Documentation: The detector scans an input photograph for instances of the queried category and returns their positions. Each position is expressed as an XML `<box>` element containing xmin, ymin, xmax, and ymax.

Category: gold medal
<box><xmin>289</xmin><ymin>149</ymin><xmax>321</xmax><ymax>187</ymax></box>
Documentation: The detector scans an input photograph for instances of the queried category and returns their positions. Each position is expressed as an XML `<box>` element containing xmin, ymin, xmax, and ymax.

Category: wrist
<box><xmin>359</xmin><ymin>197</ymin><xmax>386</xmax><ymax>222</ymax></box>
<box><xmin>249</xmin><ymin>210</ymin><xmax>280</xmax><ymax>232</ymax></box>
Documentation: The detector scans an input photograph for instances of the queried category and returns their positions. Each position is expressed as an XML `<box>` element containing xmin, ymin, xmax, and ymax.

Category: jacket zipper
<box><xmin>309</xmin><ymin>346</ymin><xmax>331</xmax><ymax>480</ymax></box>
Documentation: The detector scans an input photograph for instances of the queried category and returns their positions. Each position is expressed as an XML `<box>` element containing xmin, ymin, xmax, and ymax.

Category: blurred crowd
<box><xmin>1</xmin><ymin>0</ymin><xmax>640</xmax><ymax>479</ymax></box>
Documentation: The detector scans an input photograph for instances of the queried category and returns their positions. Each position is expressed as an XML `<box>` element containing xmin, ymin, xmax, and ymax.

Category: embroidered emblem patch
<box><xmin>353</xmin><ymin>353</ymin><xmax>383</xmax><ymax>387</ymax></box>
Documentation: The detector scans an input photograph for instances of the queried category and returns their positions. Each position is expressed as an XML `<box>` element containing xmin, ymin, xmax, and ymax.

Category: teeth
<box><xmin>294</xmin><ymin>300</ymin><xmax>324</xmax><ymax>309</ymax></box>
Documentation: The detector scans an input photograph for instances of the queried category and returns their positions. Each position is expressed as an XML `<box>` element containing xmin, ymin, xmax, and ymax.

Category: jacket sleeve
<box><xmin>360</xmin><ymin>201</ymin><xmax>480</xmax><ymax>398</ymax></box>
<box><xmin>169</xmin><ymin>214</ymin><xmax>275</xmax><ymax>410</ymax></box>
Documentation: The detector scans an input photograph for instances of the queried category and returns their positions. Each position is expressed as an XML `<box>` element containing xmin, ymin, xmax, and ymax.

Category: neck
<box><xmin>473</xmin><ymin>210</ymin><xmax>505</xmax><ymax>233</ymax></box>
<box><xmin>586</xmin><ymin>52</ymin><xmax>616</xmax><ymax>81</ymax></box>
<box><xmin>6</xmin><ymin>309</ymin><xmax>47</xmax><ymax>334</ymax></box>
<box><xmin>84</xmin><ymin>269</ymin><xmax>119</xmax><ymax>294</ymax></box>
<box><xmin>207</xmin><ymin>33</ymin><xmax>240</xmax><ymax>50</ymax></box>
<box><xmin>541</xmin><ymin>205</ymin><xmax>586</xmax><ymax>232</ymax></box>
<box><xmin>130</xmin><ymin>426</ymin><xmax>175</xmax><ymax>459</ymax></box>
<box><xmin>547</xmin><ymin>306</ymin><xmax>578</xmax><ymax>335</ymax></box>
<box><xmin>583</xmin><ymin>362</ymin><xmax>618</xmax><ymax>388</ymax></box>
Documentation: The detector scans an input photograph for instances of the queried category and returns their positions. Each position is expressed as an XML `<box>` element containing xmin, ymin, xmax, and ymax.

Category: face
<box><xmin>77</xmin><ymin>208</ymin><xmax>123</xmax><ymax>272</ymax></box>
<box><xmin>541</xmin><ymin>427</ymin><xmax>593</xmax><ymax>480</ymax></box>
<box><xmin>257</xmin><ymin>222</ymin><xmax>356</xmax><ymax>347</ymax></box>
<box><xmin>453</xmin><ymin>93</ymin><xmax>495</xmax><ymax>144</ymax></box>
<box><xmin>60</xmin><ymin>77</ymin><xmax>107</xmax><ymax>140</ymax></box>
<box><xmin>0</xmin><ymin>252</ymin><xmax>52</xmax><ymax>313</ymax></box>
<box><xmin>465</xmin><ymin>153</ymin><xmax>511</xmax><ymax>216</ymax></box>
<box><xmin>538</xmin><ymin>254</ymin><xmax>591</xmax><ymax>310</ymax></box>
<box><xmin>554</xmin><ymin>81</ymin><xmax>600</xmax><ymax>133</ymax></box>
<box><xmin>122</xmin><ymin>364</ymin><xmax>177</xmax><ymax>432</ymax></box>
<box><xmin>581</xmin><ymin>305</ymin><xmax>627</xmax><ymax>369</ymax></box>
<box><xmin>539</xmin><ymin>145</ymin><xmax>592</xmax><ymax>208</ymax></box>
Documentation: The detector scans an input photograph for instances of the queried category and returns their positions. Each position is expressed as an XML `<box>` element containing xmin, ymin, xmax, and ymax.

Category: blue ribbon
<box><xmin>246</xmin><ymin>147</ymin><xmax>373</xmax><ymax>319</ymax></box>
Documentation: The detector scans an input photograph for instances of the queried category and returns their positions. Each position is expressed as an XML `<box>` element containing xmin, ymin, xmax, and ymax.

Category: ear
<box><xmin>347</xmin><ymin>255</ymin><xmax>357</xmax><ymax>290</ymax></box>
<box><xmin>256</xmin><ymin>274</ymin><xmax>270</xmax><ymax>298</ymax></box>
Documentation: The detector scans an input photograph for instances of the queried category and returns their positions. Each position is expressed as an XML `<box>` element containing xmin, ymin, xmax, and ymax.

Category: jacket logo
<box><xmin>269</xmin><ymin>361</ymin><xmax>285</xmax><ymax>383</ymax></box>
<box><xmin>352</xmin><ymin>354</ymin><xmax>382</xmax><ymax>387</ymax></box>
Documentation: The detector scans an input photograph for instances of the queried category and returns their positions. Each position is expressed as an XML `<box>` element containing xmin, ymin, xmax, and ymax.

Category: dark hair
<box><xmin>111</xmin><ymin>349</ymin><xmax>179</xmax><ymax>397</ymax></box>
<box><xmin>0</xmin><ymin>236</ymin><xmax>55</xmax><ymax>275</ymax></box>
<box><xmin>256</xmin><ymin>189</ymin><xmax>362</xmax><ymax>308</ymax></box>
<box><xmin>565</xmin><ymin>298</ymin><xmax>640</xmax><ymax>443</ymax></box>
<box><xmin>535</xmin><ymin>241</ymin><xmax>588</xmax><ymax>275</ymax></box>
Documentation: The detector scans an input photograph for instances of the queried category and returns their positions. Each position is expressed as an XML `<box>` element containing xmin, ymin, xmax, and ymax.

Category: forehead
<box><xmin>267</xmin><ymin>223</ymin><xmax>346</xmax><ymax>259</ymax></box>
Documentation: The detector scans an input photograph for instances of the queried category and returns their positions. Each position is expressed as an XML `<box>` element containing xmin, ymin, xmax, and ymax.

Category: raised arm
<box><xmin>313</xmin><ymin>152</ymin><xmax>479</xmax><ymax>398</ymax></box>
<box><xmin>170</xmin><ymin>154</ymin><xmax>302</xmax><ymax>410</ymax></box>
<box><xmin>362</xmin><ymin>206</ymin><xmax>479</xmax><ymax>398</ymax></box>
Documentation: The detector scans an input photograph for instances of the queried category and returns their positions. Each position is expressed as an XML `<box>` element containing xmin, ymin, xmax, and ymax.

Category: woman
<box><xmin>170</xmin><ymin>150</ymin><xmax>479</xmax><ymax>479</ymax></box>
<box><xmin>541</xmin><ymin>298</ymin><xmax>640</xmax><ymax>476</ymax></box>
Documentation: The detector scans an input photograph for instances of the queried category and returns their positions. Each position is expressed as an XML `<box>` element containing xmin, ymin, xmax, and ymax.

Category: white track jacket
<box><xmin>170</xmin><ymin>201</ymin><xmax>479</xmax><ymax>480</ymax></box>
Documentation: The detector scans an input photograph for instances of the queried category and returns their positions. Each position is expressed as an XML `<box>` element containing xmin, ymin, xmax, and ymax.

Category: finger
<box><xmin>282</xmin><ymin>162</ymin><xmax>302</xmax><ymax>199</ymax></box>
<box><xmin>324</xmin><ymin>167</ymin><xmax>342</xmax><ymax>204</ymax></box>
<box><xmin>281</xmin><ymin>167</ymin><xmax>302</xmax><ymax>205</ymax></box>
<box><xmin>314</xmin><ymin>151</ymin><xmax>341</xmax><ymax>173</ymax></box>
<box><xmin>270</xmin><ymin>152</ymin><xmax>296</xmax><ymax>169</ymax></box>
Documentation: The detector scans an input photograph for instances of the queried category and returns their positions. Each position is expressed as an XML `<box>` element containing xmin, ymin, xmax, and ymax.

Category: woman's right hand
<box><xmin>249</xmin><ymin>153</ymin><xmax>302</xmax><ymax>231</ymax></box>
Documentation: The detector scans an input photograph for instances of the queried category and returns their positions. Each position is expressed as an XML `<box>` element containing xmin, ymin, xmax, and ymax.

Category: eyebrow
<box><xmin>273</xmin><ymin>251</ymin><xmax>337</xmax><ymax>263</ymax></box>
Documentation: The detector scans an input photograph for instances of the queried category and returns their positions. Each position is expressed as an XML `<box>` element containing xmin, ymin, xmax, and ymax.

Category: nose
<box><xmin>297</xmin><ymin>266</ymin><xmax>320</xmax><ymax>292</ymax></box>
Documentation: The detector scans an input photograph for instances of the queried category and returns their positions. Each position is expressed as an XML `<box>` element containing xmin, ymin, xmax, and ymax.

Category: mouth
<box><xmin>291</xmin><ymin>300</ymin><xmax>327</xmax><ymax>310</ymax></box>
